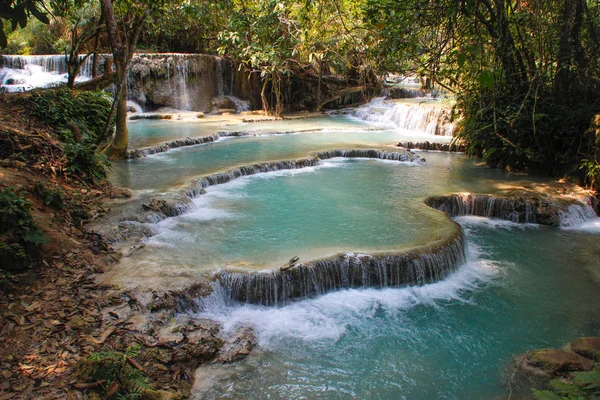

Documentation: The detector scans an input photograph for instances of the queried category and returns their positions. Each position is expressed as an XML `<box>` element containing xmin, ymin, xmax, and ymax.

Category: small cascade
<box><xmin>316</xmin><ymin>149</ymin><xmax>419</xmax><ymax>162</ymax></box>
<box><xmin>386</xmin><ymin>103</ymin><xmax>455</xmax><ymax>136</ymax></box>
<box><xmin>184</xmin><ymin>158</ymin><xmax>321</xmax><ymax>198</ymax></box>
<box><xmin>425</xmin><ymin>194</ymin><xmax>540</xmax><ymax>224</ymax></box>
<box><xmin>126</xmin><ymin>100</ymin><xmax>144</xmax><ymax>113</ymax></box>
<box><xmin>381</xmin><ymin>87</ymin><xmax>428</xmax><ymax>99</ymax></box>
<box><xmin>171</xmin><ymin>56</ymin><xmax>191</xmax><ymax>111</ymax></box>
<box><xmin>559</xmin><ymin>203</ymin><xmax>599</xmax><ymax>229</ymax></box>
<box><xmin>216</xmin><ymin>57</ymin><xmax>225</xmax><ymax>96</ymax></box>
<box><xmin>353</xmin><ymin>99</ymin><xmax>455</xmax><ymax>137</ymax></box>
<box><xmin>217</xmin><ymin>228</ymin><xmax>466</xmax><ymax>305</ymax></box>
<box><xmin>225</xmin><ymin>95</ymin><xmax>250</xmax><ymax>112</ymax></box>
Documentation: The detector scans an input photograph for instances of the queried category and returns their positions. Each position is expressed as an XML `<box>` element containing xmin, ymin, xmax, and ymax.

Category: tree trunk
<box><xmin>104</xmin><ymin>87</ymin><xmax>129</xmax><ymax>158</ymax></box>
<box><xmin>260</xmin><ymin>78</ymin><xmax>269</xmax><ymax>114</ymax></box>
<box><xmin>99</xmin><ymin>0</ymin><xmax>147</xmax><ymax>159</ymax></box>
<box><xmin>554</xmin><ymin>0</ymin><xmax>585</xmax><ymax>98</ymax></box>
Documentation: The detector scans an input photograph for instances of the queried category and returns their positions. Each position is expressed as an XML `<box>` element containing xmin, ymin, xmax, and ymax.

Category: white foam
<box><xmin>559</xmin><ymin>203</ymin><xmax>600</xmax><ymax>233</ymax></box>
<box><xmin>454</xmin><ymin>216</ymin><xmax>540</xmax><ymax>230</ymax></box>
<box><xmin>195</xmin><ymin>242</ymin><xmax>500</xmax><ymax>347</ymax></box>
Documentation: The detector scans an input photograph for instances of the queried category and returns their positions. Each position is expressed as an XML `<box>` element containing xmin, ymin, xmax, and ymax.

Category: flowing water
<box><xmin>106</xmin><ymin>109</ymin><xmax>600</xmax><ymax>398</ymax></box>
<box><xmin>192</xmin><ymin>221</ymin><xmax>600</xmax><ymax>399</ymax></box>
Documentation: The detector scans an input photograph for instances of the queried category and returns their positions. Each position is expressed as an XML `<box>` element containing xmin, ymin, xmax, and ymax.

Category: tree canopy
<box><xmin>1</xmin><ymin>0</ymin><xmax>599</xmax><ymax>187</ymax></box>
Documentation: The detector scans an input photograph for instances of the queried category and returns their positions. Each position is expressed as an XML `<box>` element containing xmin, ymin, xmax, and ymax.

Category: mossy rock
<box><xmin>570</xmin><ymin>337</ymin><xmax>600</xmax><ymax>361</ymax></box>
<box><xmin>527</xmin><ymin>349</ymin><xmax>594</xmax><ymax>373</ymax></box>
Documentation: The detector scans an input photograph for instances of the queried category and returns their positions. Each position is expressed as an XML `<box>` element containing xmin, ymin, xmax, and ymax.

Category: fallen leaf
<box><xmin>92</xmin><ymin>326</ymin><xmax>116</xmax><ymax>345</ymax></box>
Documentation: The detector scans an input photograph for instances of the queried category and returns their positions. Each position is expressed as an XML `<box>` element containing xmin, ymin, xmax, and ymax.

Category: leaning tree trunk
<box><xmin>99</xmin><ymin>0</ymin><xmax>147</xmax><ymax>159</ymax></box>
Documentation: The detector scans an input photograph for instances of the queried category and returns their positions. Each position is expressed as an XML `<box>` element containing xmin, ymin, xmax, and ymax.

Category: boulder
<box><xmin>525</xmin><ymin>349</ymin><xmax>594</xmax><ymax>374</ymax></box>
<box><xmin>214</xmin><ymin>325</ymin><xmax>258</xmax><ymax>363</ymax></box>
<box><xmin>570</xmin><ymin>337</ymin><xmax>600</xmax><ymax>361</ymax></box>
<box><xmin>212</xmin><ymin>96</ymin><xmax>236</xmax><ymax>110</ymax></box>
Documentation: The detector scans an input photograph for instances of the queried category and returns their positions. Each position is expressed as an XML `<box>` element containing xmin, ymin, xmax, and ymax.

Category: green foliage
<box><xmin>80</xmin><ymin>345</ymin><xmax>148</xmax><ymax>399</ymax></box>
<box><xmin>63</xmin><ymin>142</ymin><xmax>110</xmax><ymax>182</ymax></box>
<box><xmin>33</xmin><ymin>182</ymin><xmax>65</xmax><ymax>210</ymax></box>
<box><xmin>29</xmin><ymin>88</ymin><xmax>113</xmax><ymax>144</ymax></box>
<box><xmin>581</xmin><ymin>159</ymin><xmax>600</xmax><ymax>191</ymax></box>
<box><xmin>28</xmin><ymin>88</ymin><xmax>113</xmax><ymax>182</ymax></box>
<box><xmin>0</xmin><ymin>187</ymin><xmax>47</xmax><ymax>270</ymax></box>
<box><xmin>533</xmin><ymin>369</ymin><xmax>600</xmax><ymax>400</ymax></box>
<box><xmin>0</xmin><ymin>0</ymin><xmax>49</xmax><ymax>48</ymax></box>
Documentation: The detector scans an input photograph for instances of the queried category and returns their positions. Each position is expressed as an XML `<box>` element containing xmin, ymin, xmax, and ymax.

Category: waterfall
<box><xmin>353</xmin><ymin>99</ymin><xmax>455</xmax><ymax>137</ymax></box>
<box><xmin>559</xmin><ymin>203</ymin><xmax>600</xmax><ymax>230</ymax></box>
<box><xmin>216</xmin><ymin>57</ymin><xmax>224</xmax><ymax>96</ymax></box>
<box><xmin>225</xmin><ymin>95</ymin><xmax>250</xmax><ymax>112</ymax></box>
<box><xmin>126</xmin><ymin>100</ymin><xmax>144</xmax><ymax>113</ymax></box>
<box><xmin>217</xmin><ymin>227</ymin><xmax>466</xmax><ymax>305</ymax></box>
<box><xmin>425</xmin><ymin>193</ymin><xmax>600</xmax><ymax>228</ymax></box>
<box><xmin>0</xmin><ymin>54</ymin><xmax>102</xmax><ymax>91</ymax></box>
<box><xmin>174</xmin><ymin>57</ymin><xmax>191</xmax><ymax>111</ymax></box>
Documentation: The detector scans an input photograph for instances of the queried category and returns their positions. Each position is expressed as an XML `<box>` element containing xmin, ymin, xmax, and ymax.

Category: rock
<box><xmin>111</xmin><ymin>187</ymin><xmax>133</xmax><ymax>199</ymax></box>
<box><xmin>570</xmin><ymin>337</ymin><xmax>600</xmax><ymax>360</ymax></box>
<box><xmin>212</xmin><ymin>96</ymin><xmax>237</xmax><ymax>110</ymax></box>
<box><xmin>156</xmin><ymin>324</ymin><xmax>185</xmax><ymax>344</ymax></box>
<box><xmin>148</xmin><ymin>281</ymin><xmax>213</xmax><ymax>312</ymax></box>
<box><xmin>525</xmin><ymin>349</ymin><xmax>594</xmax><ymax>374</ymax></box>
<box><xmin>68</xmin><ymin>315</ymin><xmax>87</xmax><ymax>330</ymax></box>
<box><xmin>214</xmin><ymin>325</ymin><xmax>257</xmax><ymax>363</ymax></box>
<box><xmin>196</xmin><ymin>112</ymin><xmax>204</xmax><ymax>118</ymax></box>
<box><xmin>171</xmin><ymin>336</ymin><xmax>224</xmax><ymax>366</ymax></box>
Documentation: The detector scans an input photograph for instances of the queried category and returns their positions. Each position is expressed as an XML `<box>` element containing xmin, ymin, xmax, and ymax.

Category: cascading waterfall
<box><xmin>353</xmin><ymin>98</ymin><xmax>455</xmax><ymax>136</ymax></box>
<box><xmin>217</xmin><ymin>227</ymin><xmax>466</xmax><ymax>305</ymax></box>
<box><xmin>559</xmin><ymin>203</ymin><xmax>600</xmax><ymax>229</ymax></box>
<box><xmin>173</xmin><ymin>57</ymin><xmax>191</xmax><ymax>111</ymax></box>
<box><xmin>425</xmin><ymin>193</ymin><xmax>600</xmax><ymax>228</ymax></box>
<box><xmin>425</xmin><ymin>194</ymin><xmax>536</xmax><ymax>223</ymax></box>
<box><xmin>1</xmin><ymin>53</ymin><xmax>252</xmax><ymax>112</ymax></box>
<box><xmin>216</xmin><ymin>57</ymin><xmax>224</xmax><ymax>96</ymax></box>
<box><xmin>0</xmin><ymin>54</ymin><xmax>103</xmax><ymax>91</ymax></box>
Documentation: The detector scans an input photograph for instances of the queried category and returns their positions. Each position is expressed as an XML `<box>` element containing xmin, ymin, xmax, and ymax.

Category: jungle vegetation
<box><xmin>1</xmin><ymin>0</ymin><xmax>599</xmax><ymax>188</ymax></box>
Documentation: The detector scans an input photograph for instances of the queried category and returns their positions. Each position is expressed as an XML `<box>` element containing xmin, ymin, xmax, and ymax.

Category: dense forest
<box><xmin>2</xmin><ymin>0</ymin><xmax>599</xmax><ymax>188</ymax></box>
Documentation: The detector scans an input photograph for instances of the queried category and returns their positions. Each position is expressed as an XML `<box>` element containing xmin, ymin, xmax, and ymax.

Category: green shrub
<box><xmin>29</xmin><ymin>88</ymin><xmax>114</xmax><ymax>145</ymax></box>
<box><xmin>64</xmin><ymin>142</ymin><xmax>110</xmax><ymax>183</ymax></box>
<box><xmin>78</xmin><ymin>345</ymin><xmax>148</xmax><ymax>399</ymax></box>
<box><xmin>533</xmin><ymin>367</ymin><xmax>600</xmax><ymax>400</ymax></box>
<box><xmin>33</xmin><ymin>182</ymin><xmax>65</xmax><ymax>210</ymax></box>
<box><xmin>28</xmin><ymin>88</ymin><xmax>114</xmax><ymax>182</ymax></box>
<box><xmin>0</xmin><ymin>187</ymin><xmax>48</xmax><ymax>270</ymax></box>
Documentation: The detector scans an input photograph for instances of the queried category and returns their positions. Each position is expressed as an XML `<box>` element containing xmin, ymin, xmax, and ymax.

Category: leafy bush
<box><xmin>29</xmin><ymin>87</ymin><xmax>114</xmax><ymax>144</ymax></box>
<box><xmin>28</xmin><ymin>88</ymin><xmax>114</xmax><ymax>182</ymax></box>
<box><xmin>533</xmin><ymin>368</ymin><xmax>600</xmax><ymax>400</ymax></box>
<box><xmin>78</xmin><ymin>345</ymin><xmax>148</xmax><ymax>399</ymax></box>
<box><xmin>0</xmin><ymin>187</ymin><xmax>47</xmax><ymax>270</ymax></box>
<box><xmin>33</xmin><ymin>182</ymin><xmax>65</xmax><ymax>210</ymax></box>
<box><xmin>64</xmin><ymin>142</ymin><xmax>110</xmax><ymax>183</ymax></box>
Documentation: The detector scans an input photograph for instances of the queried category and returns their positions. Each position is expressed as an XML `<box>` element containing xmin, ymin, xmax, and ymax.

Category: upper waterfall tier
<box><xmin>353</xmin><ymin>98</ymin><xmax>456</xmax><ymax>136</ymax></box>
<box><xmin>0</xmin><ymin>53</ymin><xmax>258</xmax><ymax>112</ymax></box>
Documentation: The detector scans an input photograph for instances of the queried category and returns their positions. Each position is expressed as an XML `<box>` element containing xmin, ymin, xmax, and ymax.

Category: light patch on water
<box><xmin>195</xmin><ymin>241</ymin><xmax>500</xmax><ymax>347</ymax></box>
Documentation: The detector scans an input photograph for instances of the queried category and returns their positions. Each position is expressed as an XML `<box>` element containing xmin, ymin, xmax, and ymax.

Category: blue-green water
<box><xmin>113</xmin><ymin>114</ymin><xmax>600</xmax><ymax>399</ymax></box>
<box><xmin>192</xmin><ymin>221</ymin><xmax>600</xmax><ymax>399</ymax></box>
<box><xmin>112</xmin><ymin>117</ymin><xmax>451</xmax><ymax>192</ymax></box>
